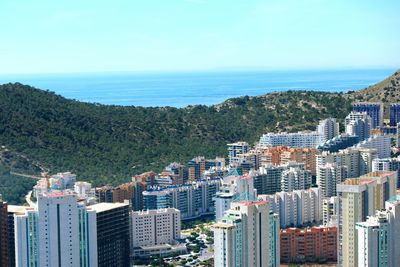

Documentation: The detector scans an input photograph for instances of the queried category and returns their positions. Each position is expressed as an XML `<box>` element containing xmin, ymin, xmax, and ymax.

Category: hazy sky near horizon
<box><xmin>0</xmin><ymin>0</ymin><xmax>399</xmax><ymax>74</ymax></box>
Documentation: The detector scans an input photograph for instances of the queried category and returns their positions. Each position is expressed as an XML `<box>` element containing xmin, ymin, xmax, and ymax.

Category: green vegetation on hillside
<box><xmin>0</xmin><ymin>70</ymin><xmax>399</xmax><ymax>203</ymax></box>
<box><xmin>0</xmin><ymin>165</ymin><xmax>36</xmax><ymax>204</ymax></box>
<box><xmin>0</xmin><ymin>83</ymin><xmax>353</xmax><ymax>188</ymax></box>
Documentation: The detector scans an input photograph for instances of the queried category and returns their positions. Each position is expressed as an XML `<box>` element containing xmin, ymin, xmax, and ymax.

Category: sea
<box><xmin>0</xmin><ymin>69</ymin><xmax>395</xmax><ymax>108</ymax></box>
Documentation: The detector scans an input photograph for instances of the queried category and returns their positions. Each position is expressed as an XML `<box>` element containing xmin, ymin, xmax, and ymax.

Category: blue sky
<box><xmin>0</xmin><ymin>0</ymin><xmax>399</xmax><ymax>74</ymax></box>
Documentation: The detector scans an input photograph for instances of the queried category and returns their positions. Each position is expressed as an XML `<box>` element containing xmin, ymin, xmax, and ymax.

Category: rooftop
<box><xmin>89</xmin><ymin>202</ymin><xmax>129</xmax><ymax>213</ymax></box>
<box><xmin>7</xmin><ymin>205</ymin><xmax>31</xmax><ymax>214</ymax></box>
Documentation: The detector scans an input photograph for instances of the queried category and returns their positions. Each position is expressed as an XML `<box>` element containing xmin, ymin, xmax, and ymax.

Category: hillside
<box><xmin>0</xmin><ymin>70</ymin><xmax>399</xmax><ymax>203</ymax></box>
<box><xmin>346</xmin><ymin>70</ymin><xmax>400</xmax><ymax>103</ymax></box>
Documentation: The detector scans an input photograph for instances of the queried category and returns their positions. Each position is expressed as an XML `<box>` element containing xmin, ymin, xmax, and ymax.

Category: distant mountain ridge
<box><xmin>0</xmin><ymin>70</ymin><xmax>399</xmax><ymax>190</ymax></box>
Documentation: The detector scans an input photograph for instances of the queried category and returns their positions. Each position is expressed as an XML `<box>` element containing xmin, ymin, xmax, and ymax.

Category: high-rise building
<box><xmin>164</xmin><ymin>162</ymin><xmax>184</xmax><ymax>181</ymax></box>
<box><xmin>354</xmin><ymin>134</ymin><xmax>391</xmax><ymax>159</ymax></box>
<box><xmin>96</xmin><ymin>181</ymin><xmax>147</xmax><ymax>211</ymax></box>
<box><xmin>49</xmin><ymin>172</ymin><xmax>77</xmax><ymax>190</ymax></box>
<box><xmin>322</xmin><ymin>196</ymin><xmax>338</xmax><ymax>227</ymax></box>
<box><xmin>96</xmin><ymin>185</ymin><xmax>114</xmax><ymax>203</ymax></box>
<box><xmin>397</xmin><ymin>123</ymin><xmax>400</xmax><ymax>148</ymax></box>
<box><xmin>214</xmin><ymin>175</ymin><xmax>257</xmax><ymax>221</ymax></box>
<box><xmin>227</xmin><ymin>142</ymin><xmax>249</xmax><ymax>166</ymax></box>
<box><xmin>260</xmin><ymin>146</ymin><xmax>318</xmax><ymax>175</ymax></box>
<box><xmin>143</xmin><ymin>178</ymin><xmax>221</xmax><ymax>220</ymax></box>
<box><xmin>213</xmin><ymin>200</ymin><xmax>278</xmax><ymax>267</ymax></box>
<box><xmin>259</xmin><ymin>187</ymin><xmax>322</xmax><ymax>228</ymax></box>
<box><xmin>280</xmin><ymin>226</ymin><xmax>337</xmax><ymax>263</ymax></box>
<box><xmin>317</xmin><ymin>163</ymin><xmax>348</xmax><ymax>197</ymax></box>
<box><xmin>259</xmin><ymin>131</ymin><xmax>324</xmax><ymax>148</ymax></box>
<box><xmin>337</xmin><ymin>171</ymin><xmax>397</xmax><ymax>267</ymax></box>
<box><xmin>187</xmin><ymin>156</ymin><xmax>206</xmax><ymax>181</ymax></box>
<box><xmin>279</xmin><ymin>148</ymin><xmax>318</xmax><ymax>176</ymax></box>
<box><xmin>280</xmin><ymin>166</ymin><xmax>312</xmax><ymax>192</ymax></box>
<box><xmin>316</xmin><ymin>148</ymin><xmax>377</xmax><ymax>182</ymax></box>
<box><xmin>317</xmin><ymin>118</ymin><xmax>339</xmax><ymax>141</ymax></box>
<box><xmin>7</xmin><ymin>205</ymin><xmax>27</xmax><ymax>267</ymax></box>
<box><xmin>14</xmin><ymin>192</ymin><xmax>98</xmax><ymax>267</ymax></box>
<box><xmin>131</xmin><ymin>208</ymin><xmax>185</xmax><ymax>258</ymax></box>
<box><xmin>269</xmin><ymin>212</ymin><xmax>280</xmax><ymax>267</ymax></box>
<box><xmin>74</xmin><ymin>181</ymin><xmax>96</xmax><ymax>204</ymax></box>
<box><xmin>356</xmin><ymin>195</ymin><xmax>400</xmax><ymax>267</ymax></box>
<box><xmin>90</xmin><ymin>202</ymin><xmax>131</xmax><ymax>267</ymax></box>
<box><xmin>0</xmin><ymin>199</ymin><xmax>9</xmax><ymax>267</ymax></box>
<box><xmin>372</xmin><ymin>157</ymin><xmax>400</xmax><ymax>188</ymax></box>
<box><xmin>345</xmin><ymin>111</ymin><xmax>372</xmax><ymax>142</ymax></box>
<box><xmin>390</xmin><ymin>103</ymin><xmax>400</xmax><ymax>126</ymax></box>
<box><xmin>317</xmin><ymin>134</ymin><xmax>359</xmax><ymax>153</ymax></box>
<box><xmin>352</xmin><ymin>102</ymin><xmax>384</xmax><ymax>129</ymax></box>
<box><xmin>253</xmin><ymin>162</ymin><xmax>305</xmax><ymax>195</ymax></box>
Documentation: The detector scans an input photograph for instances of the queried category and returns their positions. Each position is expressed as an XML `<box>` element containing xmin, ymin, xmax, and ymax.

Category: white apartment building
<box><xmin>317</xmin><ymin>118</ymin><xmax>339</xmax><ymax>141</ymax></box>
<box><xmin>213</xmin><ymin>200</ymin><xmax>278</xmax><ymax>267</ymax></box>
<box><xmin>259</xmin><ymin>187</ymin><xmax>322</xmax><ymax>228</ymax></box>
<box><xmin>74</xmin><ymin>181</ymin><xmax>95</xmax><ymax>199</ymax></box>
<box><xmin>337</xmin><ymin>171</ymin><xmax>397</xmax><ymax>267</ymax></box>
<box><xmin>132</xmin><ymin>208</ymin><xmax>181</xmax><ymax>248</ymax></box>
<box><xmin>227</xmin><ymin>141</ymin><xmax>249</xmax><ymax>165</ymax></box>
<box><xmin>317</xmin><ymin>163</ymin><xmax>348</xmax><ymax>197</ymax></box>
<box><xmin>280</xmin><ymin>167</ymin><xmax>312</xmax><ymax>192</ymax></box>
<box><xmin>214</xmin><ymin>174</ymin><xmax>257</xmax><ymax>221</ymax></box>
<box><xmin>322</xmin><ymin>196</ymin><xmax>338</xmax><ymax>227</ymax></box>
<box><xmin>316</xmin><ymin>148</ymin><xmax>377</xmax><ymax>181</ymax></box>
<box><xmin>49</xmin><ymin>172</ymin><xmax>77</xmax><ymax>189</ymax></box>
<box><xmin>356</xmin><ymin>196</ymin><xmax>400</xmax><ymax>267</ymax></box>
<box><xmin>14</xmin><ymin>191</ymin><xmax>97</xmax><ymax>267</ymax></box>
<box><xmin>353</xmin><ymin>134</ymin><xmax>391</xmax><ymax>159</ymax></box>
<box><xmin>345</xmin><ymin>112</ymin><xmax>372</xmax><ymax>142</ymax></box>
<box><xmin>259</xmin><ymin>131</ymin><xmax>324</xmax><ymax>148</ymax></box>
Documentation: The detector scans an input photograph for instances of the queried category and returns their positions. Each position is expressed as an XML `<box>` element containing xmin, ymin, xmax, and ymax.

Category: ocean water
<box><xmin>0</xmin><ymin>69</ymin><xmax>395</xmax><ymax>107</ymax></box>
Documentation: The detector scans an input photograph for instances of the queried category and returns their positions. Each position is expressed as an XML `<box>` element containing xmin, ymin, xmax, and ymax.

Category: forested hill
<box><xmin>0</xmin><ymin>70</ymin><xmax>398</xmax><ymax>187</ymax></box>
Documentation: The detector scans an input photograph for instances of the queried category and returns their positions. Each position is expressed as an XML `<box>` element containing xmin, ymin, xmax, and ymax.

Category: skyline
<box><xmin>1</xmin><ymin>0</ymin><xmax>400</xmax><ymax>74</ymax></box>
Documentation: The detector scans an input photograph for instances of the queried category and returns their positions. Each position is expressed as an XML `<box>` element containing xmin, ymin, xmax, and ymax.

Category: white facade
<box><xmin>213</xmin><ymin>200</ymin><xmax>276</xmax><ymax>267</ymax></box>
<box><xmin>259</xmin><ymin>131</ymin><xmax>324</xmax><ymax>148</ymax></box>
<box><xmin>322</xmin><ymin>196</ymin><xmax>338</xmax><ymax>227</ymax></box>
<box><xmin>316</xmin><ymin>148</ymin><xmax>377</xmax><ymax>181</ymax></box>
<box><xmin>132</xmin><ymin>208</ymin><xmax>181</xmax><ymax>248</ymax></box>
<box><xmin>259</xmin><ymin>187</ymin><xmax>322</xmax><ymax>228</ymax></box>
<box><xmin>345</xmin><ymin>112</ymin><xmax>372</xmax><ymax>142</ymax></box>
<box><xmin>317</xmin><ymin>163</ymin><xmax>348</xmax><ymax>197</ymax></box>
<box><xmin>49</xmin><ymin>172</ymin><xmax>77</xmax><ymax>189</ymax></box>
<box><xmin>354</xmin><ymin>135</ymin><xmax>391</xmax><ymax>159</ymax></box>
<box><xmin>337</xmin><ymin>172</ymin><xmax>397</xmax><ymax>267</ymax></box>
<box><xmin>33</xmin><ymin>178</ymin><xmax>48</xmax><ymax>199</ymax></box>
<box><xmin>356</xmin><ymin>213</ymin><xmax>389</xmax><ymax>267</ymax></box>
<box><xmin>14</xmin><ymin>192</ymin><xmax>97</xmax><ymax>267</ymax></box>
<box><xmin>74</xmin><ymin>181</ymin><xmax>95</xmax><ymax>199</ymax></box>
<box><xmin>280</xmin><ymin>167</ymin><xmax>312</xmax><ymax>192</ymax></box>
<box><xmin>317</xmin><ymin>118</ymin><xmax>339</xmax><ymax>141</ymax></box>
<box><xmin>227</xmin><ymin>141</ymin><xmax>249</xmax><ymax>165</ymax></box>
<box><xmin>372</xmin><ymin>157</ymin><xmax>400</xmax><ymax>173</ymax></box>
<box><xmin>356</xmin><ymin>197</ymin><xmax>400</xmax><ymax>267</ymax></box>
<box><xmin>214</xmin><ymin>175</ymin><xmax>257</xmax><ymax>221</ymax></box>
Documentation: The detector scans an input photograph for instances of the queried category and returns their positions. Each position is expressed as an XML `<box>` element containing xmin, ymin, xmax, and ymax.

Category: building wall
<box><xmin>14</xmin><ymin>193</ymin><xmax>97</xmax><ymax>267</ymax></box>
<box><xmin>0</xmin><ymin>201</ymin><xmax>9</xmax><ymax>267</ymax></box>
<box><xmin>132</xmin><ymin>208</ymin><xmax>181</xmax><ymax>248</ymax></box>
<box><xmin>95</xmin><ymin>204</ymin><xmax>130</xmax><ymax>267</ymax></box>
<box><xmin>280</xmin><ymin>227</ymin><xmax>337</xmax><ymax>263</ymax></box>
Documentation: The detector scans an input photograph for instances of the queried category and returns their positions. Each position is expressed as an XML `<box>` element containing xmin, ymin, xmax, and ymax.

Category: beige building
<box><xmin>337</xmin><ymin>171</ymin><xmax>397</xmax><ymax>267</ymax></box>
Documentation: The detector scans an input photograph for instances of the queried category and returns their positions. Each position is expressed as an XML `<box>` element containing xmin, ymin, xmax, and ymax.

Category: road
<box><xmin>25</xmin><ymin>190</ymin><xmax>36</xmax><ymax>207</ymax></box>
<box><xmin>10</xmin><ymin>171</ymin><xmax>43</xmax><ymax>180</ymax></box>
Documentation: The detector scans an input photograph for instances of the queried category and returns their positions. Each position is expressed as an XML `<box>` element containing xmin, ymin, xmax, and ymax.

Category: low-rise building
<box><xmin>131</xmin><ymin>208</ymin><xmax>185</xmax><ymax>258</ymax></box>
<box><xmin>280</xmin><ymin>226</ymin><xmax>337</xmax><ymax>263</ymax></box>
